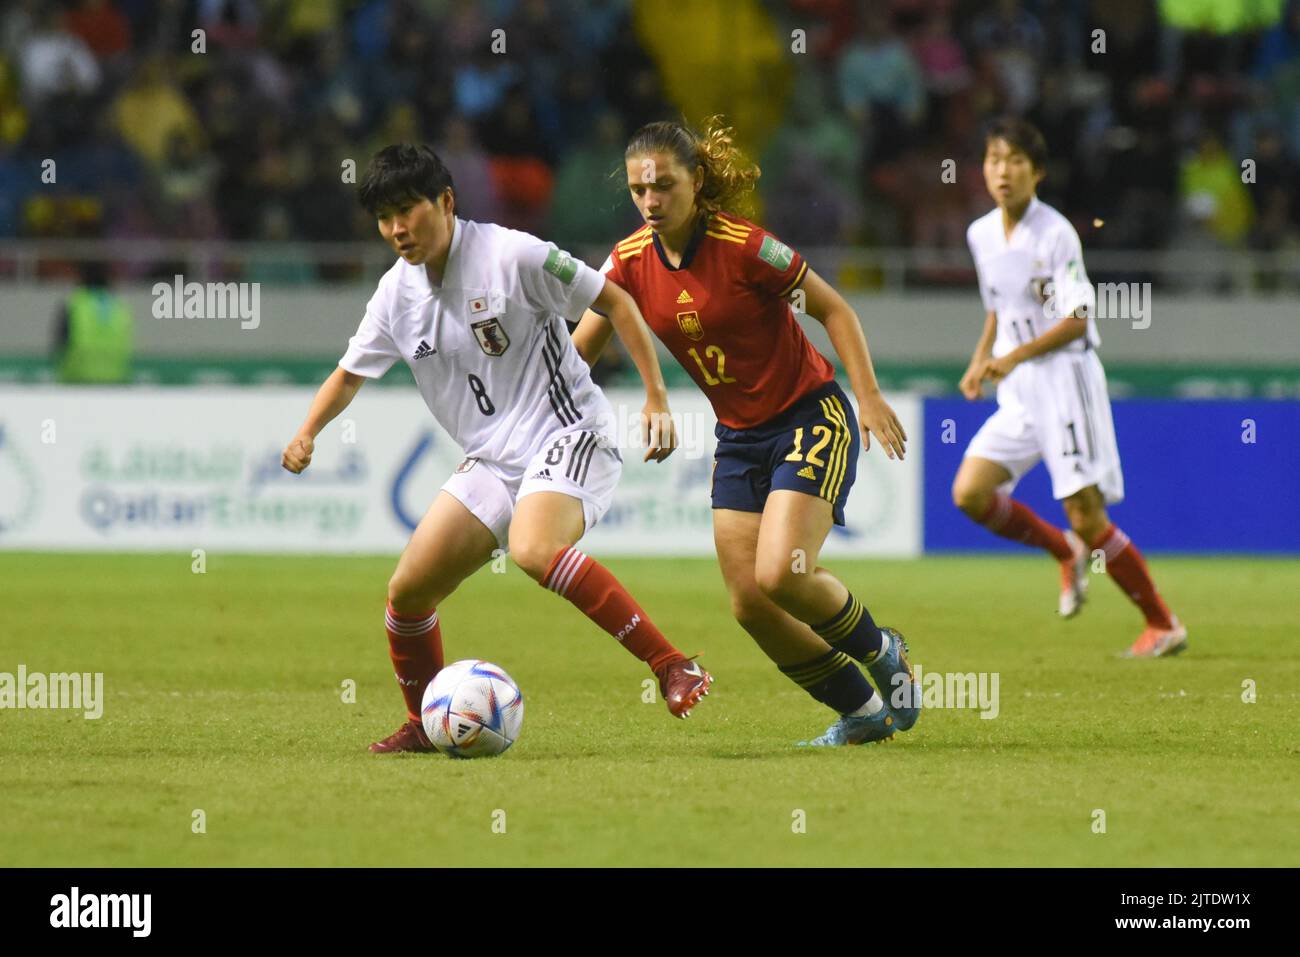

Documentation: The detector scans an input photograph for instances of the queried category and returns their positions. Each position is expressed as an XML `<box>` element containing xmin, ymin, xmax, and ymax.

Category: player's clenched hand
<box><xmin>959</xmin><ymin>365</ymin><xmax>983</xmax><ymax>400</ymax></box>
<box><xmin>282</xmin><ymin>434</ymin><xmax>314</xmax><ymax>473</ymax></box>
<box><xmin>859</xmin><ymin>391</ymin><xmax>907</xmax><ymax>460</ymax></box>
<box><xmin>641</xmin><ymin>400</ymin><xmax>678</xmax><ymax>463</ymax></box>
<box><xmin>979</xmin><ymin>355</ymin><xmax>1018</xmax><ymax>384</ymax></box>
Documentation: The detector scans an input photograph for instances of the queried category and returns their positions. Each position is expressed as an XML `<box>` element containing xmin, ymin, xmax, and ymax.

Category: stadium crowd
<box><xmin>0</xmin><ymin>0</ymin><xmax>1297</xmax><ymax>283</ymax></box>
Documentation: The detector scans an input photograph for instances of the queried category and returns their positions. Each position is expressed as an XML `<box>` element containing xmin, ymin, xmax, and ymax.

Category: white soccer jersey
<box><xmin>964</xmin><ymin>198</ymin><xmax>1123</xmax><ymax>504</ymax></box>
<box><xmin>966</xmin><ymin>196</ymin><xmax>1100</xmax><ymax>361</ymax></box>
<box><xmin>340</xmin><ymin>217</ymin><xmax>615</xmax><ymax>473</ymax></box>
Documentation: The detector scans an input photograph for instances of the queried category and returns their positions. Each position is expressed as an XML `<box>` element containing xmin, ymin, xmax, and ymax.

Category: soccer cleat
<box><xmin>1124</xmin><ymin>616</ymin><xmax>1188</xmax><ymax>658</ymax></box>
<box><xmin>798</xmin><ymin>707</ymin><xmax>896</xmax><ymax>746</ymax></box>
<box><xmin>866</xmin><ymin>626</ymin><xmax>920</xmax><ymax>731</ymax></box>
<box><xmin>656</xmin><ymin>657</ymin><xmax>712</xmax><ymax>718</ymax></box>
<box><xmin>1059</xmin><ymin>529</ymin><xmax>1090</xmax><ymax>618</ymax></box>
<box><xmin>368</xmin><ymin>718</ymin><xmax>437</xmax><ymax>753</ymax></box>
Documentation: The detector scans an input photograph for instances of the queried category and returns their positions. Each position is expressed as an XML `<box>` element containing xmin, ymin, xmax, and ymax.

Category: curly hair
<box><xmin>624</xmin><ymin>116</ymin><xmax>760</xmax><ymax>219</ymax></box>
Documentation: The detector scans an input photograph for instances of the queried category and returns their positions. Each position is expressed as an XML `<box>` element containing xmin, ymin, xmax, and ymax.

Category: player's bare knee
<box><xmin>508</xmin><ymin>536</ymin><xmax>561</xmax><ymax>582</ymax></box>
<box><xmin>1064</xmin><ymin>490</ymin><xmax>1107</xmax><ymax>541</ymax></box>
<box><xmin>387</xmin><ymin>576</ymin><xmax>432</xmax><ymax>617</ymax></box>
<box><xmin>953</xmin><ymin>481</ymin><xmax>990</xmax><ymax>518</ymax></box>
<box><xmin>730</xmin><ymin>588</ymin><xmax>771</xmax><ymax>632</ymax></box>
<box><xmin>754</xmin><ymin>561</ymin><xmax>802</xmax><ymax>606</ymax></box>
<box><xmin>1069</xmin><ymin>509</ymin><xmax>1107</xmax><ymax>544</ymax></box>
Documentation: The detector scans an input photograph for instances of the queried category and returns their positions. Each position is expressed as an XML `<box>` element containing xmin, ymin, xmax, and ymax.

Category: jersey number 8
<box><xmin>467</xmin><ymin>373</ymin><xmax>495</xmax><ymax>415</ymax></box>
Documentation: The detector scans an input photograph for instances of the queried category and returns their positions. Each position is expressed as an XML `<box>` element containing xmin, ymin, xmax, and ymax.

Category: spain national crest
<box><xmin>471</xmin><ymin>318</ymin><xmax>510</xmax><ymax>356</ymax></box>
<box><xmin>676</xmin><ymin>310</ymin><xmax>703</xmax><ymax>341</ymax></box>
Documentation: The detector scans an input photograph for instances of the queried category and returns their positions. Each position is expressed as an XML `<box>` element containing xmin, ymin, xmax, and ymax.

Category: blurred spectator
<box><xmin>911</xmin><ymin>11</ymin><xmax>971</xmax><ymax>98</ymax></box>
<box><xmin>111</xmin><ymin>57</ymin><xmax>203</xmax><ymax>168</ymax></box>
<box><xmin>154</xmin><ymin>129</ymin><xmax>221</xmax><ymax>238</ymax></box>
<box><xmin>760</xmin><ymin>74</ymin><xmax>861</xmax><ymax>245</ymax></box>
<box><xmin>196</xmin><ymin>0</ymin><xmax>261</xmax><ymax>50</ymax></box>
<box><xmin>63</xmin><ymin>0</ymin><xmax>132</xmax><ymax>60</ymax></box>
<box><xmin>1246</xmin><ymin>126</ymin><xmax>1300</xmax><ymax>287</ymax></box>
<box><xmin>837</xmin><ymin>5</ymin><xmax>926</xmax><ymax>166</ymax></box>
<box><xmin>17</xmin><ymin>5</ymin><xmax>101</xmax><ymax>107</ymax></box>
<box><xmin>547</xmin><ymin>111</ymin><xmax>639</xmax><ymax>249</ymax></box>
<box><xmin>53</xmin><ymin>259</ymin><xmax>134</xmax><ymax>385</ymax></box>
<box><xmin>436</xmin><ymin>115</ymin><xmax>503</xmax><ymax>224</ymax></box>
<box><xmin>967</xmin><ymin>0</ymin><xmax>1045</xmax><ymax>115</ymax></box>
<box><xmin>1178</xmin><ymin>130</ymin><xmax>1254</xmax><ymax>246</ymax></box>
<box><xmin>0</xmin><ymin>55</ymin><xmax>28</xmax><ymax>150</ymax></box>
<box><xmin>1254</xmin><ymin>0</ymin><xmax>1300</xmax><ymax>79</ymax></box>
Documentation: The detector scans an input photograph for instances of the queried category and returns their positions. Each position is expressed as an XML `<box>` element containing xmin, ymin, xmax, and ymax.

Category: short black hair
<box><xmin>983</xmin><ymin>117</ymin><xmax>1049</xmax><ymax>171</ymax></box>
<box><xmin>358</xmin><ymin>144</ymin><xmax>455</xmax><ymax>216</ymax></box>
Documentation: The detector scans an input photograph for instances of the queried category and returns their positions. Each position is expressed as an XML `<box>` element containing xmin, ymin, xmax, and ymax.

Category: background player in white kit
<box><xmin>281</xmin><ymin>145</ymin><xmax>712</xmax><ymax>752</ymax></box>
<box><xmin>952</xmin><ymin>119</ymin><xmax>1187</xmax><ymax>658</ymax></box>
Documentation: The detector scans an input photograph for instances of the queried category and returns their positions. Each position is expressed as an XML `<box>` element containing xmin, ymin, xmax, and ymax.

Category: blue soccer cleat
<box><xmin>798</xmin><ymin>706</ymin><xmax>897</xmax><ymax>747</ymax></box>
<box><xmin>867</xmin><ymin>627</ymin><xmax>920</xmax><ymax>731</ymax></box>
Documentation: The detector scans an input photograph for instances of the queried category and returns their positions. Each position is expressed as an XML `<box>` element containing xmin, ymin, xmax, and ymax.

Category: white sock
<box><xmin>849</xmin><ymin>693</ymin><xmax>883</xmax><ymax>717</ymax></box>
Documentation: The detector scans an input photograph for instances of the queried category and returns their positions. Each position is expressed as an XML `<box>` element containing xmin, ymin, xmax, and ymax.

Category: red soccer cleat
<box><xmin>1124</xmin><ymin>617</ymin><xmax>1188</xmax><ymax>658</ymax></box>
<box><xmin>368</xmin><ymin>718</ymin><xmax>437</xmax><ymax>753</ymax></box>
<box><xmin>656</xmin><ymin>657</ymin><xmax>712</xmax><ymax>718</ymax></box>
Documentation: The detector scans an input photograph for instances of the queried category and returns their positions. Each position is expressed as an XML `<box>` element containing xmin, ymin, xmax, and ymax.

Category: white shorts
<box><xmin>964</xmin><ymin>348</ymin><xmax>1125</xmax><ymax>504</ymax></box>
<box><xmin>440</xmin><ymin>425</ymin><xmax>623</xmax><ymax>549</ymax></box>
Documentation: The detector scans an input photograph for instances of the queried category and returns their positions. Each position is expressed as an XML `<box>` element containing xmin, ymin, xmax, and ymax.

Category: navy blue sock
<box><xmin>812</xmin><ymin>593</ymin><xmax>884</xmax><ymax>663</ymax></box>
<box><xmin>779</xmin><ymin>650</ymin><xmax>875</xmax><ymax>715</ymax></box>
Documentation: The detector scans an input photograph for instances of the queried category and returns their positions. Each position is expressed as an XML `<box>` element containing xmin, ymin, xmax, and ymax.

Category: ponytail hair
<box><xmin>624</xmin><ymin>116</ymin><xmax>760</xmax><ymax>219</ymax></box>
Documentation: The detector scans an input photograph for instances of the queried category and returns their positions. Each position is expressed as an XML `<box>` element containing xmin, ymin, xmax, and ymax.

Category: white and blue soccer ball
<box><xmin>421</xmin><ymin>659</ymin><xmax>524</xmax><ymax>758</ymax></box>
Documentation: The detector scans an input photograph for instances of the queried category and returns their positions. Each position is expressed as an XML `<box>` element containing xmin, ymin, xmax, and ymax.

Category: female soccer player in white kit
<box><xmin>282</xmin><ymin>145</ymin><xmax>711</xmax><ymax>751</ymax></box>
<box><xmin>953</xmin><ymin>118</ymin><xmax>1186</xmax><ymax>658</ymax></box>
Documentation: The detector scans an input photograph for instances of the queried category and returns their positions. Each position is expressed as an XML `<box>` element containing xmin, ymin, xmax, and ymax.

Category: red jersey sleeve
<box><xmin>743</xmin><ymin>226</ymin><xmax>809</xmax><ymax>299</ymax></box>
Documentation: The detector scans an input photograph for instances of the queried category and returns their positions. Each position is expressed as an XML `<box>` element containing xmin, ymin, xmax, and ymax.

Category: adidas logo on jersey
<box><xmin>529</xmin><ymin>469</ymin><xmax>553</xmax><ymax>481</ymax></box>
<box><xmin>676</xmin><ymin>289</ymin><xmax>694</xmax><ymax>304</ymax></box>
<box><xmin>412</xmin><ymin>339</ymin><xmax>436</xmax><ymax>360</ymax></box>
<box><xmin>797</xmin><ymin>465</ymin><xmax>817</xmax><ymax>480</ymax></box>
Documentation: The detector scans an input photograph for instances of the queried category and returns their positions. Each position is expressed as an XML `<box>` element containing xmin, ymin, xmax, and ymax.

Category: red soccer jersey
<box><xmin>602</xmin><ymin>212</ymin><xmax>833</xmax><ymax>429</ymax></box>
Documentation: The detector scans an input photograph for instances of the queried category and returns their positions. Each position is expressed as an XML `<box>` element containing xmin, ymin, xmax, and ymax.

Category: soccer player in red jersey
<box><xmin>573</xmin><ymin>119</ymin><xmax>917</xmax><ymax>745</ymax></box>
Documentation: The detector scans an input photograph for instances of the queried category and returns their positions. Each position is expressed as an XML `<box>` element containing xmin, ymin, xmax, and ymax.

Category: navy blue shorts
<box><xmin>711</xmin><ymin>380</ymin><xmax>860</xmax><ymax>525</ymax></box>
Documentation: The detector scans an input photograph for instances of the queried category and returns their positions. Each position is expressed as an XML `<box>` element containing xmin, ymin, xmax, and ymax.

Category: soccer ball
<box><xmin>420</xmin><ymin>659</ymin><xmax>524</xmax><ymax>758</ymax></box>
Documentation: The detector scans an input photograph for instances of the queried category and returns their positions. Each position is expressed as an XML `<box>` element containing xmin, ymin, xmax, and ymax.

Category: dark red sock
<box><xmin>384</xmin><ymin>602</ymin><xmax>443</xmax><ymax>721</ymax></box>
<box><xmin>978</xmin><ymin>493</ymin><xmax>1073</xmax><ymax>561</ymax></box>
<box><xmin>541</xmin><ymin>546</ymin><xmax>683</xmax><ymax>674</ymax></box>
<box><xmin>1091</xmin><ymin>525</ymin><xmax>1174</xmax><ymax>628</ymax></box>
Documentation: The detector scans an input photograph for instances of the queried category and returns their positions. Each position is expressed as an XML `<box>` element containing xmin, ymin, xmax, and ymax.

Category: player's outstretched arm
<box><xmin>570</xmin><ymin>308</ymin><xmax>614</xmax><ymax>368</ymax></box>
<box><xmin>590</xmin><ymin>278</ymin><xmax>677</xmax><ymax>463</ymax></box>
<box><xmin>800</xmin><ymin>268</ymin><xmax>907</xmax><ymax>461</ymax></box>
<box><xmin>282</xmin><ymin>366</ymin><xmax>365</xmax><ymax>473</ymax></box>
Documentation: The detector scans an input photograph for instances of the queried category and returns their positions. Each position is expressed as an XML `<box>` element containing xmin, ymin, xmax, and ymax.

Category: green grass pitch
<box><xmin>1</xmin><ymin>552</ymin><xmax>1296</xmax><ymax>867</ymax></box>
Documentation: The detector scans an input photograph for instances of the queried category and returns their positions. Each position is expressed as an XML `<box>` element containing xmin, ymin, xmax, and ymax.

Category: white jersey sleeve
<box><xmin>339</xmin><ymin>284</ymin><xmax>401</xmax><ymax>378</ymax></box>
<box><xmin>515</xmin><ymin>241</ymin><xmax>606</xmax><ymax>323</ymax></box>
<box><xmin>966</xmin><ymin>225</ymin><xmax>995</xmax><ymax>312</ymax></box>
<box><xmin>1048</xmin><ymin>223</ymin><xmax>1095</xmax><ymax>320</ymax></box>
